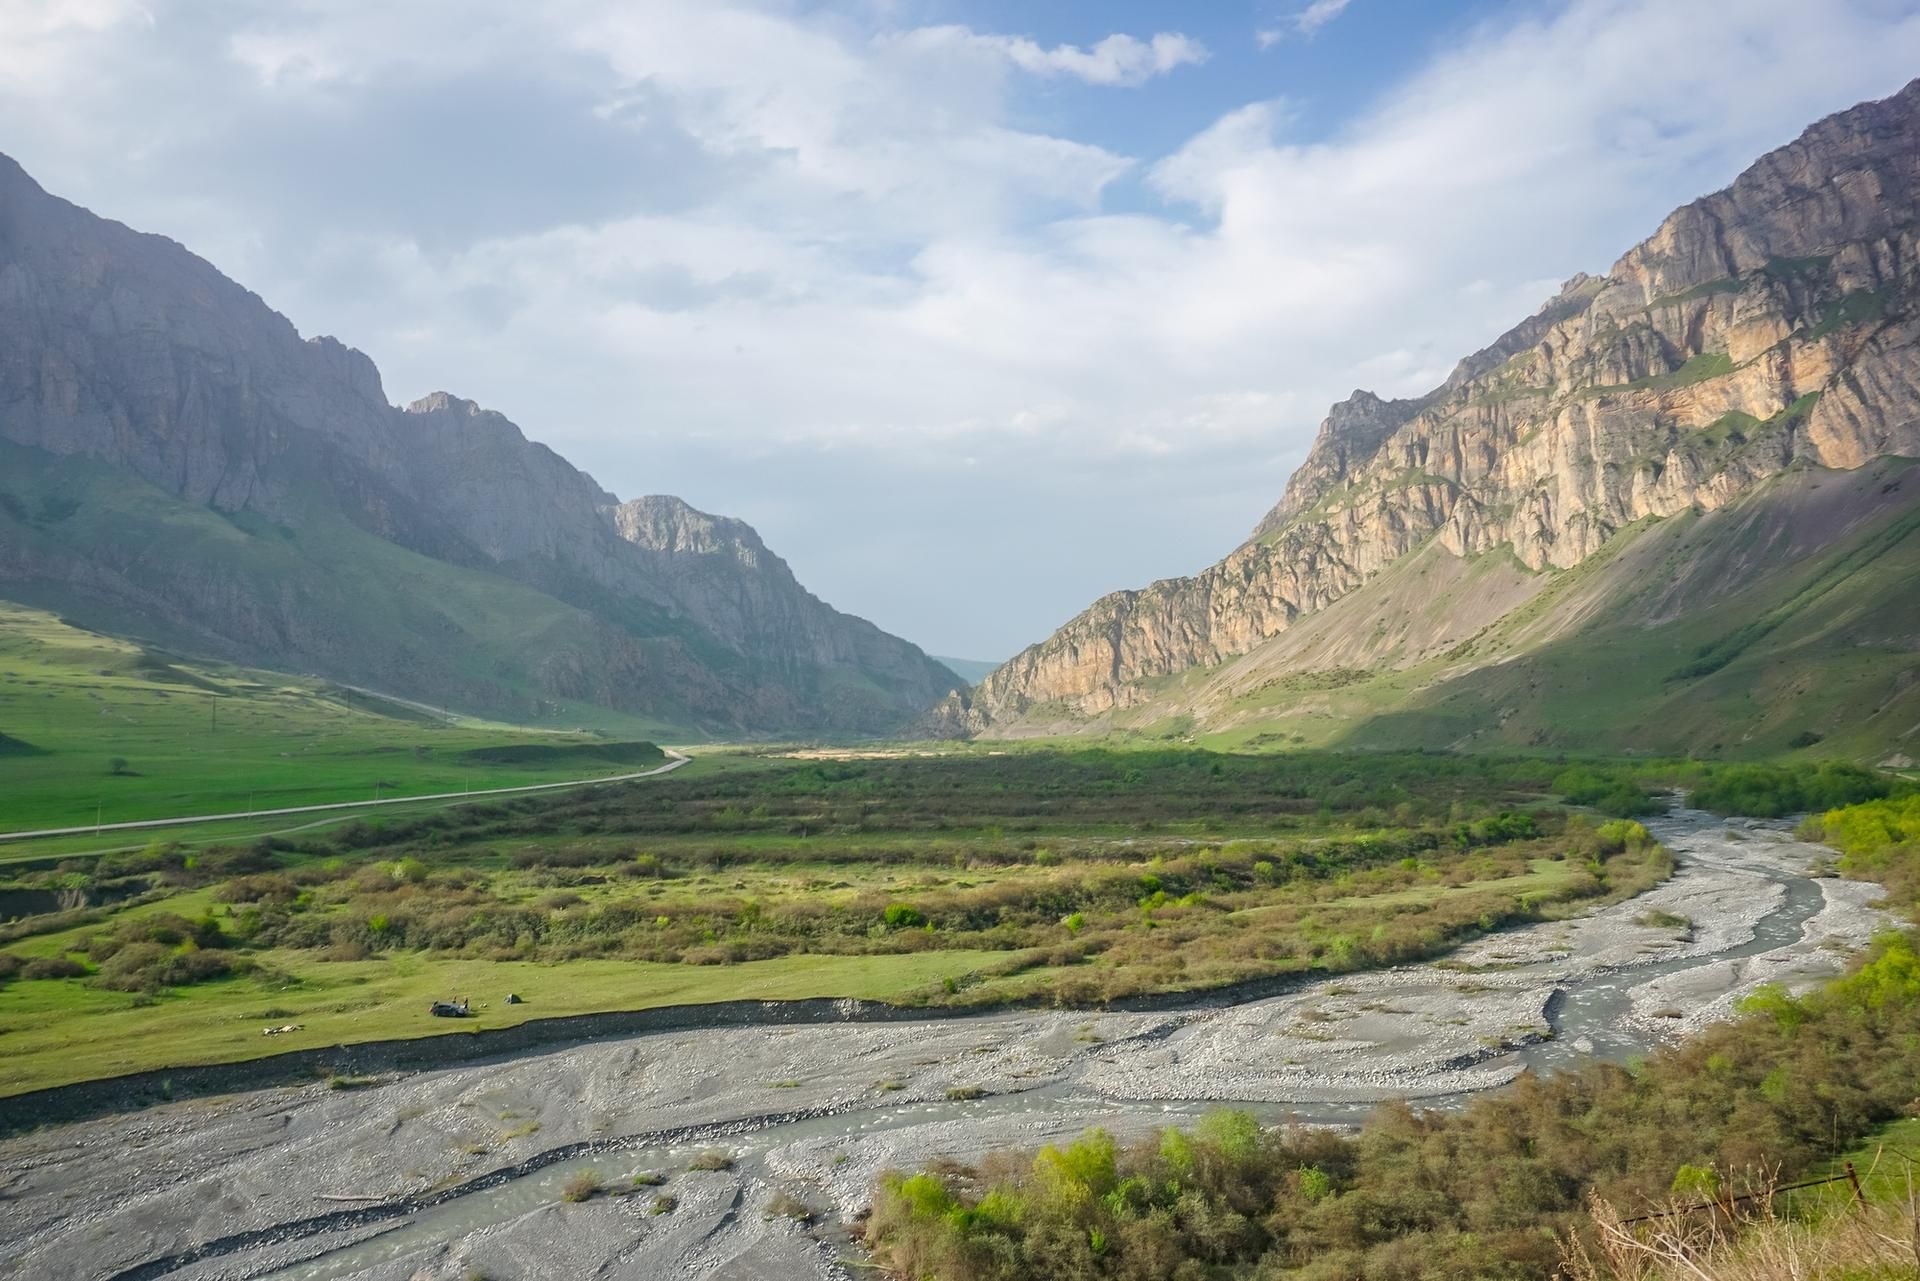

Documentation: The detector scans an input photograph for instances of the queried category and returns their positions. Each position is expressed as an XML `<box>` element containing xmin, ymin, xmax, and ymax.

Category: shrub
<box><xmin>21</xmin><ymin>955</ymin><xmax>86</xmax><ymax>980</ymax></box>
<box><xmin>1690</xmin><ymin>762</ymin><xmax>1889</xmax><ymax>818</ymax></box>
<box><xmin>95</xmin><ymin>942</ymin><xmax>243</xmax><ymax>992</ymax></box>
<box><xmin>688</xmin><ymin>1150</ymin><xmax>734</xmax><ymax>1172</ymax></box>
<box><xmin>1554</xmin><ymin>767</ymin><xmax>1661</xmax><ymax>816</ymax></box>
<box><xmin>868</xmin><ymin>930</ymin><xmax>1920</xmax><ymax>1281</ymax></box>
<box><xmin>883</xmin><ymin>903</ymin><xmax>927</xmax><ymax>929</ymax></box>
<box><xmin>766</xmin><ymin>1190</ymin><xmax>812</xmax><ymax>1221</ymax></box>
<box><xmin>560</xmin><ymin>1171</ymin><xmax>602</xmax><ymax>1203</ymax></box>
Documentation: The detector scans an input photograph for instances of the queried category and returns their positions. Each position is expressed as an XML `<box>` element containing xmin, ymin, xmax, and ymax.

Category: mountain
<box><xmin>932</xmin><ymin>655</ymin><xmax>1003</xmax><ymax>684</ymax></box>
<box><xmin>952</xmin><ymin>79</ymin><xmax>1920</xmax><ymax>759</ymax></box>
<box><xmin>0</xmin><ymin>154</ymin><xmax>962</xmax><ymax>736</ymax></box>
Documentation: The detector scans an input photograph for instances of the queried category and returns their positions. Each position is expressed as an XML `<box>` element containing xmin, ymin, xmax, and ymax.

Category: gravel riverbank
<box><xmin>0</xmin><ymin>809</ymin><xmax>1887</xmax><ymax>1281</ymax></box>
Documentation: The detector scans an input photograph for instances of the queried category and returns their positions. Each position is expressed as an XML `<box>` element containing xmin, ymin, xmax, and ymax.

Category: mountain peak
<box><xmin>614</xmin><ymin>494</ymin><xmax>768</xmax><ymax>561</ymax></box>
<box><xmin>405</xmin><ymin>391</ymin><xmax>482</xmax><ymax>417</ymax></box>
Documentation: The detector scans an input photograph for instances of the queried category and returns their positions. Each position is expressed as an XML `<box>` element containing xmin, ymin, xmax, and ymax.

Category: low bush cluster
<box><xmin>866</xmin><ymin>932</ymin><xmax>1920</xmax><ymax>1281</ymax></box>
<box><xmin>76</xmin><ymin>910</ymin><xmax>248</xmax><ymax>992</ymax></box>
<box><xmin>1687</xmin><ymin>762</ymin><xmax>1890</xmax><ymax>818</ymax></box>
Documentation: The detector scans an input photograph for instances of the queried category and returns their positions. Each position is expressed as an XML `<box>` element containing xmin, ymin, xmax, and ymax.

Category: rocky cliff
<box><xmin>960</xmin><ymin>77</ymin><xmax>1920</xmax><ymax>732</ymax></box>
<box><xmin>0</xmin><ymin>153</ymin><xmax>961</xmax><ymax>734</ymax></box>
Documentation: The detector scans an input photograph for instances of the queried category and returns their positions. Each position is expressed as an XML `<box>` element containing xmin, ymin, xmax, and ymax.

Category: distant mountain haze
<box><xmin>0</xmin><ymin>153</ymin><xmax>964</xmax><ymax>735</ymax></box>
<box><xmin>940</xmin><ymin>79</ymin><xmax>1920</xmax><ymax>758</ymax></box>
<box><xmin>932</xmin><ymin>656</ymin><xmax>1002</xmax><ymax>684</ymax></box>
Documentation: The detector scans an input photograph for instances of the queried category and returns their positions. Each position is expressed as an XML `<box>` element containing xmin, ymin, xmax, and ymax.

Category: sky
<box><xmin>4</xmin><ymin>1</ymin><xmax>1920</xmax><ymax>661</ymax></box>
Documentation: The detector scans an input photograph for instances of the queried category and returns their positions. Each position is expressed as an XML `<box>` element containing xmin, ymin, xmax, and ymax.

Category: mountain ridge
<box><xmin>950</xmin><ymin>77</ymin><xmax>1920</xmax><ymax>750</ymax></box>
<box><xmin>0</xmin><ymin>152</ymin><xmax>962</xmax><ymax>734</ymax></box>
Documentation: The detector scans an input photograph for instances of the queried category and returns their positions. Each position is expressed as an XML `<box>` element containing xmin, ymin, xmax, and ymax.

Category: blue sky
<box><xmin>4</xmin><ymin>0</ymin><xmax>1920</xmax><ymax>660</ymax></box>
<box><xmin>921</xmin><ymin>0</ymin><xmax>1479</xmax><ymax>164</ymax></box>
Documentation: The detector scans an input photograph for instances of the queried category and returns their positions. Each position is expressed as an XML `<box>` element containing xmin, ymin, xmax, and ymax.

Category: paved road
<box><xmin>0</xmin><ymin>750</ymin><xmax>689</xmax><ymax>844</ymax></box>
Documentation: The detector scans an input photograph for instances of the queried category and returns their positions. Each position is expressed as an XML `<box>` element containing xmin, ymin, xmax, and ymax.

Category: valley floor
<box><xmin>0</xmin><ymin>809</ymin><xmax>1884</xmax><ymax>1281</ymax></box>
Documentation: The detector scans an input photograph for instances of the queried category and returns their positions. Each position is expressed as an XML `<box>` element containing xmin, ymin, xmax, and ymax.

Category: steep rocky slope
<box><xmin>958</xmin><ymin>77</ymin><xmax>1920</xmax><ymax>746</ymax></box>
<box><xmin>0</xmin><ymin>153</ymin><xmax>959</xmax><ymax>734</ymax></box>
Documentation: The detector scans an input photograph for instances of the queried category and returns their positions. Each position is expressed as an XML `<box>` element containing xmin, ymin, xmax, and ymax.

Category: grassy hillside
<box><xmin>1336</xmin><ymin>462</ymin><xmax>1920</xmax><ymax>760</ymax></box>
<box><xmin>1050</xmin><ymin>460</ymin><xmax>1920</xmax><ymax>763</ymax></box>
<box><xmin>0</xmin><ymin>440</ymin><xmax>711</xmax><ymax>731</ymax></box>
<box><xmin>0</xmin><ymin>603</ymin><xmax>669</xmax><ymax>834</ymax></box>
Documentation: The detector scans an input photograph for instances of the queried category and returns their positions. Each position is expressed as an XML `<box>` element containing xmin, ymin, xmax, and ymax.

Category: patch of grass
<box><xmin>560</xmin><ymin>1171</ymin><xmax>602</xmax><ymax>1203</ymax></box>
<box><xmin>1636</xmin><ymin>909</ymin><xmax>1691</xmax><ymax>929</ymax></box>
<box><xmin>688</xmin><ymin>1150</ymin><xmax>734</xmax><ymax>1172</ymax></box>
<box><xmin>630</xmin><ymin>1171</ymin><xmax>666</xmax><ymax>1187</ymax></box>
<box><xmin>456</xmin><ymin>742</ymin><xmax>664</xmax><ymax>769</ymax></box>
<box><xmin>1762</xmin><ymin>253</ymin><xmax>1833</xmax><ymax>281</ymax></box>
<box><xmin>0</xmin><ymin>950</ymin><xmax>1010</xmax><ymax>1096</ymax></box>
<box><xmin>1647</xmin><ymin>276</ymin><xmax>1746</xmax><ymax>308</ymax></box>
<box><xmin>766</xmin><ymin>1190</ymin><xmax>813</xmax><ymax>1221</ymax></box>
<box><xmin>1578</xmin><ymin>350</ymin><xmax>1736</xmax><ymax>399</ymax></box>
<box><xmin>649</xmin><ymin>1194</ymin><xmax>677</xmax><ymax>1215</ymax></box>
<box><xmin>1696</xmin><ymin>409</ymin><xmax>1760</xmax><ymax>451</ymax></box>
<box><xmin>1806</xmin><ymin>287</ymin><xmax>1890</xmax><ymax>340</ymax></box>
<box><xmin>945</xmin><ymin>1086</ymin><xmax>988</xmax><ymax>1101</ymax></box>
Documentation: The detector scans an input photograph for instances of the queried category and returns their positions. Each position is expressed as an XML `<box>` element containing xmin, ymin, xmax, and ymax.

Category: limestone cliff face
<box><xmin>0</xmin><ymin>153</ymin><xmax>960</xmax><ymax>733</ymax></box>
<box><xmin>966</xmin><ymin>78</ymin><xmax>1920</xmax><ymax>728</ymax></box>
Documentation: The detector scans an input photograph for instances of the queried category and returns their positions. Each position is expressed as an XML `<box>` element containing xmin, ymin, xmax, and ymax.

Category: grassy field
<box><xmin>0</xmin><ymin>948</ymin><xmax>1003</xmax><ymax>1094</ymax></box>
<box><xmin>0</xmin><ymin>749</ymin><xmax>1692</xmax><ymax>1096</ymax></box>
<box><xmin>0</xmin><ymin>603</ymin><xmax>673</xmax><ymax>835</ymax></box>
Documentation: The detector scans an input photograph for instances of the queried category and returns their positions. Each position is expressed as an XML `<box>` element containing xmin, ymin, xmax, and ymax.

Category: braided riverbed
<box><xmin>0</xmin><ymin>808</ymin><xmax>1887</xmax><ymax>1281</ymax></box>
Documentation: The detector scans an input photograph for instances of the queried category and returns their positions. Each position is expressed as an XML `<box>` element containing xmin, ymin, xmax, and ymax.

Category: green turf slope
<box><xmin>0</xmin><ymin>601</ymin><xmax>668</xmax><ymax>832</ymax></box>
<box><xmin>1094</xmin><ymin>458</ymin><xmax>1920</xmax><ymax>761</ymax></box>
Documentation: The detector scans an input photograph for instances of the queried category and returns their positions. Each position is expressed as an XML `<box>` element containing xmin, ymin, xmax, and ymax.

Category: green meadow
<box><xmin>0</xmin><ymin>603</ymin><xmax>671</xmax><ymax>836</ymax></box>
<box><xmin>0</xmin><ymin>748</ymin><xmax>1712</xmax><ymax>1095</ymax></box>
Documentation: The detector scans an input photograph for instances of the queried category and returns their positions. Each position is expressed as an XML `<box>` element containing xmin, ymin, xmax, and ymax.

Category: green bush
<box><xmin>560</xmin><ymin>1171</ymin><xmax>601</xmax><ymax>1202</ymax></box>
<box><xmin>1689</xmin><ymin>762</ymin><xmax>1889</xmax><ymax>818</ymax></box>
<box><xmin>20</xmin><ymin>955</ymin><xmax>86</xmax><ymax>980</ymax></box>
<box><xmin>883</xmin><ymin>903</ymin><xmax>927</xmax><ymax>929</ymax></box>
<box><xmin>867</xmin><ymin>932</ymin><xmax>1920</xmax><ymax>1281</ymax></box>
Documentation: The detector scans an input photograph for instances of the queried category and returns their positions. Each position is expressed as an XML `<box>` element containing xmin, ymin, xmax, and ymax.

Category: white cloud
<box><xmin>0</xmin><ymin>0</ymin><xmax>149</xmax><ymax>89</ymax></box>
<box><xmin>2</xmin><ymin>0</ymin><xmax>1919</xmax><ymax>655</ymax></box>
<box><xmin>1258</xmin><ymin>0</ymin><xmax>1353</xmax><ymax>48</ymax></box>
<box><xmin>985</xmin><ymin>29</ymin><xmax>1207</xmax><ymax>87</ymax></box>
<box><xmin>1294</xmin><ymin>0</ymin><xmax>1353</xmax><ymax>36</ymax></box>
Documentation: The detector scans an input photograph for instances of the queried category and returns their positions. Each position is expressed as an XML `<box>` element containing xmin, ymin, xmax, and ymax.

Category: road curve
<box><xmin>0</xmin><ymin>750</ymin><xmax>689</xmax><ymax>844</ymax></box>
